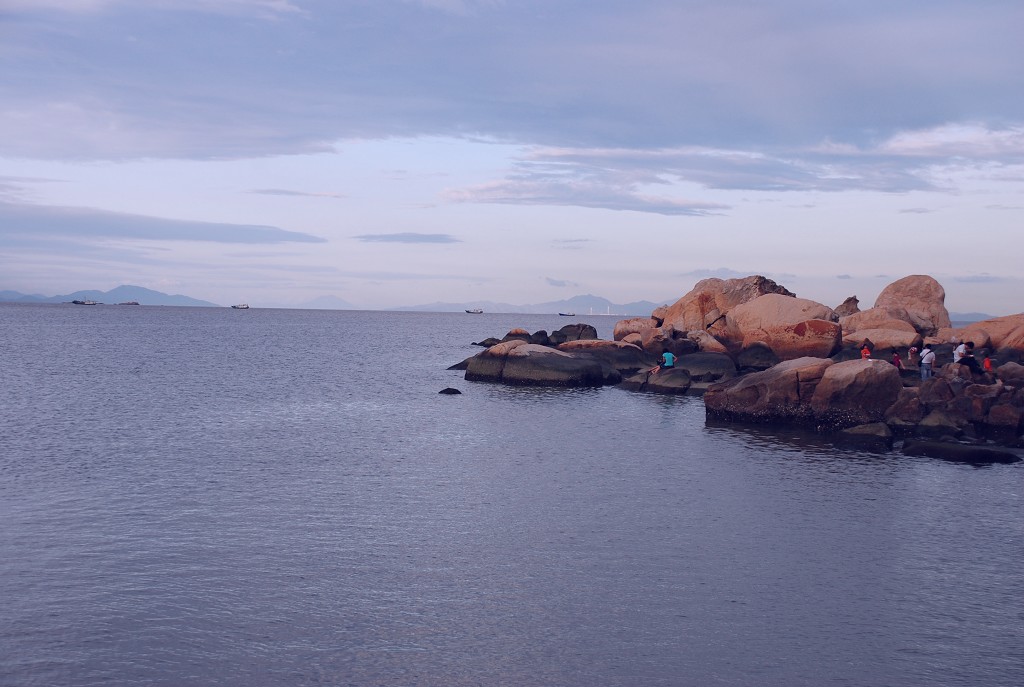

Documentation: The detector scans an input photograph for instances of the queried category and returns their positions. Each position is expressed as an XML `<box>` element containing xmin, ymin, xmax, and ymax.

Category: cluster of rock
<box><xmin>451</xmin><ymin>275</ymin><xmax>1024</xmax><ymax>449</ymax></box>
<box><xmin>455</xmin><ymin>323</ymin><xmax>653</xmax><ymax>386</ymax></box>
<box><xmin>704</xmin><ymin>355</ymin><xmax>1024</xmax><ymax>446</ymax></box>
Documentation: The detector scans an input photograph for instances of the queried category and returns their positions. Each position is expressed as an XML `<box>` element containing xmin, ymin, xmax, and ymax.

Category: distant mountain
<box><xmin>393</xmin><ymin>294</ymin><xmax>667</xmax><ymax>316</ymax></box>
<box><xmin>0</xmin><ymin>285</ymin><xmax>220</xmax><ymax>307</ymax></box>
<box><xmin>0</xmin><ymin>289</ymin><xmax>49</xmax><ymax>302</ymax></box>
<box><xmin>949</xmin><ymin>311</ymin><xmax>995</xmax><ymax>324</ymax></box>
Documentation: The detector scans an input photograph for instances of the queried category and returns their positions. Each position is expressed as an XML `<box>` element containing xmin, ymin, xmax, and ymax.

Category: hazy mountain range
<box><xmin>0</xmin><ymin>286</ymin><xmax>995</xmax><ymax>322</ymax></box>
<box><xmin>392</xmin><ymin>294</ymin><xmax>667</xmax><ymax>316</ymax></box>
<box><xmin>0</xmin><ymin>285</ymin><xmax>219</xmax><ymax>307</ymax></box>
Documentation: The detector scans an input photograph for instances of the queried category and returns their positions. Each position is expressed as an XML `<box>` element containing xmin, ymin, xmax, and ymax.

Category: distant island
<box><xmin>0</xmin><ymin>285</ymin><xmax>998</xmax><ymax>321</ymax></box>
<box><xmin>0</xmin><ymin>285</ymin><xmax>220</xmax><ymax>308</ymax></box>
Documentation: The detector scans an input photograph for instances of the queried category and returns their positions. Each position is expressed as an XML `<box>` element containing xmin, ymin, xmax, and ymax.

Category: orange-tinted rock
<box><xmin>659</xmin><ymin>275</ymin><xmax>796</xmax><ymax>334</ymax></box>
<box><xmin>687</xmin><ymin>329</ymin><xmax>729</xmax><ymax>354</ymax></box>
<box><xmin>872</xmin><ymin>274</ymin><xmax>951</xmax><ymax>335</ymax></box>
<box><xmin>613</xmin><ymin>317</ymin><xmax>658</xmax><ymax>341</ymax></box>
<box><xmin>840</xmin><ymin>310</ymin><xmax>918</xmax><ymax>335</ymax></box>
<box><xmin>723</xmin><ymin>294</ymin><xmax>840</xmax><ymax>360</ymax></box>
<box><xmin>958</xmin><ymin>315</ymin><xmax>1024</xmax><ymax>349</ymax></box>
<box><xmin>834</xmin><ymin>296</ymin><xmax>860</xmax><ymax>317</ymax></box>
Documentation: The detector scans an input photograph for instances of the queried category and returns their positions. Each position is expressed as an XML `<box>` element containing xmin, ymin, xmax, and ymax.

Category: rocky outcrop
<box><xmin>465</xmin><ymin>340</ymin><xmax>609</xmax><ymax>387</ymax></box>
<box><xmin>556</xmin><ymin>339</ymin><xmax>656</xmax><ymax>376</ymax></box>
<box><xmin>809</xmin><ymin>360</ymin><xmax>903</xmax><ymax>428</ymax></box>
<box><xmin>843</xmin><ymin>275</ymin><xmax>951</xmax><ymax>339</ymax></box>
<box><xmin>952</xmin><ymin>314</ymin><xmax>1024</xmax><ymax>363</ymax></box>
<box><xmin>687</xmin><ymin>329</ymin><xmax>730</xmax><ymax>354</ymax></box>
<box><xmin>902</xmin><ymin>439</ymin><xmax>1021</xmax><ymax>464</ymax></box>
<box><xmin>834</xmin><ymin>296</ymin><xmax>860</xmax><ymax>317</ymax></box>
<box><xmin>620</xmin><ymin>368</ymin><xmax>692</xmax><ymax>394</ymax></box>
<box><xmin>705</xmin><ymin>354</ymin><xmax>1024</xmax><ymax>445</ymax></box>
<box><xmin>613</xmin><ymin>317</ymin><xmax>658</xmax><ymax>341</ymax></box>
<box><xmin>721</xmin><ymin>294</ymin><xmax>841</xmax><ymax>360</ymax></box>
<box><xmin>704</xmin><ymin>357</ymin><xmax>834</xmax><ymax>424</ymax></box>
<box><xmin>548</xmin><ymin>323</ymin><xmax>599</xmax><ymax>344</ymax></box>
<box><xmin>659</xmin><ymin>275</ymin><xmax>796</xmax><ymax>334</ymax></box>
<box><xmin>875</xmin><ymin>275</ymin><xmax>952</xmax><ymax>334</ymax></box>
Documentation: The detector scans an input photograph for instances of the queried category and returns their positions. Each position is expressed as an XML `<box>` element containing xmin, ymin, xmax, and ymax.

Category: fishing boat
<box><xmin>465</xmin><ymin>308</ymin><xmax>483</xmax><ymax>314</ymax></box>
<box><xmin>559</xmin><ymin>312</ymin><xmax>575</xmax><ymax>316</ymax></box>
<box><xmin>231</xmin><ymin>304</ymin><xmax>250</xmax><ymax>309</ymax></box>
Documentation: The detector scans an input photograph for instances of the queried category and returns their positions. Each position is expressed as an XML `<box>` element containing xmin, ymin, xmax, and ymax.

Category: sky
<box><xmin>1</xmin><ymin>0</ymin><xmax>1023</xmax><ymax>313</ymax></box>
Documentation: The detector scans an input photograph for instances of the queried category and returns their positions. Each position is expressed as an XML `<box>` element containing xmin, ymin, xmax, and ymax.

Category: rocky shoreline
<box><xmin>451</xmin><ymin>274</ymin><xmax>1024</xmax><ymax>455</ymax></box>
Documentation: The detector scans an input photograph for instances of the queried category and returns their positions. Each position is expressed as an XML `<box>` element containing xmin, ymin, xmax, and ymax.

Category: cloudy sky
<box><xmin>2</xmin><ymin>0</ymin><xmax>1022</xmax><ymax>312</ymax></box>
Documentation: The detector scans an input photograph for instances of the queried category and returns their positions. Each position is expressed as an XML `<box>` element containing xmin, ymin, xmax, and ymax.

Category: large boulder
<box><xmin>465</xmin><ymin>340</ymin><xmax>606</xmax><ymax>386</ymax></box>
<box><xmin>657</xmin><ymin>275</ymin><xmax>796</xmax><ymax>334</ymax></box>
<box><xmin>873</xmin><ymin>275</ymin><xmax>952</xmax><ymax>335</ymax></box>
<box><xmin>547</xmin><ymin>323</ymin><xmax>599</xmax><ymax>345</ymax></box>
<box><xmin>840</xmin><ymin>275</ymin><xmax>951</xmax><ymax>338</ymax></box>
<box><xmin>687</xmin><ymin>329</ymin><xmax>730</xmax><ymax>354</ymax></box>
<box><xmin>884</xmin><ymin>387</ymin><xmax>925</xmax><ymax>429</ymax></box>
<box><xmin>840</xmin><ymin>310</ymin><xmax>919</xmax><ymax>335</ymax></box>
<box><xmin>809</xmin><ymin>359</ymin><xmax>904</xmax><ymax>429</ymax></box>
<box><xmin>995</xmin><ymin>361</ymin><xmax>1024</xmax><ymax>385</ymax></box>
<box><xmin>704</xmin><ymin>357</ymin><xmax>835</xmax><ymax>424</ymax></box>
<box><xmin>722</xmin><ymin>294</ymin><xmax>841</xmax><ymax>360</ymax></box>
<box><xmin>613</xmin><ymin>317</ymin><xmax>658</xmax><ymax>341</ymax></box>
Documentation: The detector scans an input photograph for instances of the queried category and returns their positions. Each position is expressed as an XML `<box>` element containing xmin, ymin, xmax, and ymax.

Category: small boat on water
<box><xmin>71</xmin><ymin>299</ymin><xmax>100</xmax><ymax>305</ymax></box>
<box><xmin>231</xmin><ymin>304</ymin><xmax>250</xmax><ymax>309</ymax></box>
<box><xmin>117</xmin><ymin>301</ymin><xmax>140</xmax><ymax>306</ymax></box>
<box><xmin>465</xmin><ymin>308</ymin><xmax>483</xmax><ymax>314</ymax></box>
<box><xmin>559</xmin><ymin>312</ymin><xmax>575</xmax><ymax>316</ymax></box>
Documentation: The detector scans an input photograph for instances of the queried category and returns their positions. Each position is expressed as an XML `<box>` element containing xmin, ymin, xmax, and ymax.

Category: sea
<box><xmin>1</xmin><ymin>303</ymin><xmax>1022</xmax><ymax>687</ymax></box>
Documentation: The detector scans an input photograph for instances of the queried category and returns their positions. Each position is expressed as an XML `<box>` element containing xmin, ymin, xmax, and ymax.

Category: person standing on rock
<box><xmin>891</xmin><ymin>350</ymin><xmax>904</xmax><ymax>370</ymax></box>
<box><xmin>920</xmin><ymin>344</ymin><xmax>936</xmax><ymax>379</ymax></box>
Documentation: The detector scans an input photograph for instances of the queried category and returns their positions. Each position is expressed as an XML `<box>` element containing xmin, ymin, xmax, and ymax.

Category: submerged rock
<box><xmin>901</xmin><ymin>439</ymin><xmax>1021</xmax><ymax>464</ymax></box>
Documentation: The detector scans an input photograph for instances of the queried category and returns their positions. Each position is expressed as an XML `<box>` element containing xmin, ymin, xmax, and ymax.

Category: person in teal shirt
<box><xmin>651</xmin><ymin>351</ymin><xmax>676</xmax><ymax>374</ymax></box>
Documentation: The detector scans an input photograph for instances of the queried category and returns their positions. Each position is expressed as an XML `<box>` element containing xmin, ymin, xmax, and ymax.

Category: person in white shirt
<box><xmin>953</xmin><ymin>341</ymin><xmax>975</xmax><ymax>364</ymax></box>
<box><xmin>920</xmin><ymin>344</ymin><xmax>937</xmax><ymax>379</ymax></box>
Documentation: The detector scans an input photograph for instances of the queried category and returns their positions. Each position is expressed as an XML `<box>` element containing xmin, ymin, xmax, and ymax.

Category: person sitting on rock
<box><xmin>953</xmin><ymin>340</ymin><xmax>974</xmax><ymax>363</ymax></box>
<box><xmin>891</xmin><ymin>350</ymin><xmax>904</xmax><ymax>370</ymax></box>
<box><xmin>958</xmin><ymin>344</ymin><xmax>983</xmax><ymax>375</ymax></box>
<box><xmin>650</xmin><ymin>350</ymin><xmax>676</xmax><ymax>374</ymax></box>
<box><xmin>860</xmin><ymin>342</ymin><xmax>871</xmax><ymax>360</ymax></box>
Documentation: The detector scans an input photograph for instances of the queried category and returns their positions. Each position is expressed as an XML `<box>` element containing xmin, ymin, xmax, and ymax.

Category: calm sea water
<box><xmin>2</xmin><ymin>303</ymin><xmax>1022</xmax><ymax>687</ymax></box>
